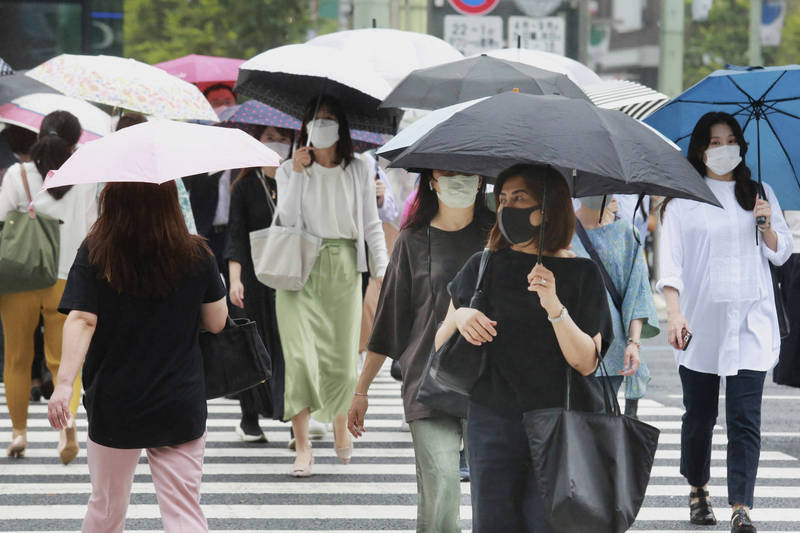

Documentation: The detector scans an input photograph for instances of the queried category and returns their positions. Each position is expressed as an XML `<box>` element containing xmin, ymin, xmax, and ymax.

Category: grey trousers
<box><xmin>408</xmin><ymin>416</ymin><xmax>466</xmax><ymax>533</ymax></box>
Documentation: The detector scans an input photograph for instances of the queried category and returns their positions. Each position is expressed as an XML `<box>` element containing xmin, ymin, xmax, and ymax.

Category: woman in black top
<box><xmin>348</xmin><ymin>169</ymin><xmax>492</xmax><ymax>532</ymax></box>
<box><xmin>226</xmin><ymin>125</ymin><xmax>293</xmax><ymax>440</ymax></box>
<box><xmin>436</xmin><ymin>164</ymin><xmax>612</xmax><ymax>533</ymax></box>
<box><xmin>48</xmin><ymin>182</ymin><xmax>228</xmax><ymax>533</ymax></box>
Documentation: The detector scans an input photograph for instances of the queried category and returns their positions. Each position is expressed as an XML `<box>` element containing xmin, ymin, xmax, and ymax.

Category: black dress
<box><xmin>224</xmin><ymin>169</ymin><xmax>285</xmax><ymax>419</ymax></box>
<box><xmin>774</xmin><ymin>254</ymin><xmax>800</xmax><ymax>387</ymax></box>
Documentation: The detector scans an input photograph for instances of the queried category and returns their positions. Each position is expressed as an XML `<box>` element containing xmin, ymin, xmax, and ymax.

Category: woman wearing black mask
<box><xmin>435</xmin><ymin>163</ymin><xmax>613</xmax><ymax>532</ymax></box>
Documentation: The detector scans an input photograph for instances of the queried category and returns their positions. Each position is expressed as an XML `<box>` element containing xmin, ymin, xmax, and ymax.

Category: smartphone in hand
<box><xmin>681</xmin><ymin>327</ymin><xmax>693</xmax><ymax>351</ymax></box>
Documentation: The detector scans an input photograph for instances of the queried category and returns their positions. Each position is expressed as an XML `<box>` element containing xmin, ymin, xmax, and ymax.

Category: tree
<box><xmin>124</xmin><ymin>0</ymin><xmax>312</xmax><ymax>64</ymax></box>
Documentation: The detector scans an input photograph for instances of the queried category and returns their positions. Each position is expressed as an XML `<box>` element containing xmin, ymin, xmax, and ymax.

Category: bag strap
<box><xmin>565</xmin><ymin>353</ymin><xmax>620</xmax><ymax>416</ymax></box>
<box><xmin>18</xmin><ymin>164</ymin><xmax>36</xmax><ymax>218</ymax></box>
<box><xmin>575</xmin><ymin>219</ymin><xmax>622</xmax><ymax>313</ymax></box>
<box><xmin>474</xmin><ymin>248</ymin><xmax>491</xmax><ymax>293</ymax></box>
<box><xmin>256</xmin><ymin>169</ymin><xmax>277</xmax><ymax>214</ymax></box>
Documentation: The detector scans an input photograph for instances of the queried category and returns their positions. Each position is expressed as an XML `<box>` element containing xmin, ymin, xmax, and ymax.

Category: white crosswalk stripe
<box><xmin>1</xmin><ymin>375</ymin><xmax>799</xmax><ymax>532</ymax></box>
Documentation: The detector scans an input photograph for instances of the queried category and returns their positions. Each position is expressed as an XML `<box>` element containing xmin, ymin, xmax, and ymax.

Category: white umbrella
<box><xmin>306</xmin><ymin>29</ymin><xmax>464</xmax><ymax>87</ymax></box>
<box><xmin>0</xmin><ymin>93</ymin><xmax>111</xmax><ymax>144</ymax></box>
<box><xmin>42</xmin><ymin>120</ymin><xmax>281</xmax><ymax>190</ymax></box>
<box><xmin>480</xmin><ymin>48</ymin><xmax>601</xmax><ymax>86</ymax></box>
<box><xmin>26</xmin><ymin>54</ymin><xmax>218</xmax><ymax>121</ymax></box>
<box><xmin>235</xmin><ymin>44</ymin><xmax>402</xmax><ymax>134</ymax></box>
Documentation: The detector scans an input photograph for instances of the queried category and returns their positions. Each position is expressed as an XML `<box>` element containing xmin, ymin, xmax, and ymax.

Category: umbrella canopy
<box><xmin>0</xmin><ymin>58</ymin><xmax>13</xmax><ymax>77</ymax></box>
<box><xmin>645</xmin><ymin>64</ymin><xmax>800</xmax><ymax>210</ymax></box>
<box><xmin>155</xmin><ymin>54</ymin><xmax>245</xmax><ymax>91</ymax></box>
<box><xmin>42</xmin><ymin>120</ymin><xmax>281</xmax><ymax>191</ymax></box>
<box><xmin>380</xmin><ymin>55</ymin><xmax>589</xmax><ymax>110</ymax></box>
<box><xmin>389</xmin><ymin>92</ymin><xmax>721</xmax><ymax>206</ymax></box>
<box><xmin>306</xmin><ymin>29</ymin><xmax>464</xmax><ymax>87</ymax></box>
<box><xmin>27</xmin><ymin>54</ymin><xmax>218</xmax><ymax>122</ymax></box>
<box><xmin>581</xmin><ymin>80</ymin><xmax>669</xmax><ymax>120</ymax></box>
<box><xmin>235</xmin><ymin>44</ymin><xmax>402</xmax><ymax>134</ymax></box>
<box><xmin>0</xmin><ymin>72</ymin><xmax>59</xmax><ymax>105</ymax></box>
<box><xmin>0</xmin><ymin>93</ymin><xmax>111</xmax><ymax>144</ymax></box>
<box><xmin>480</xmin><ymin>48</ymin><xmax>601</xmax><ymax>86</ymax></box>
<box><xmin>218</xmin><ymin>100</ymin><xmax>389</xmax><ymax>152</ymax></box>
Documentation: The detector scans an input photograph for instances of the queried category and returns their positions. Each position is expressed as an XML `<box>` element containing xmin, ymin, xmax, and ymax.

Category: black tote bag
<box><xmin>200</xmin><ymin>317</ymin><xmax>272</xmax><ymax>399</ymax></box>
<box><xmin>523</xmin><ymin>362</ymin><xmax>660</xmax><ymax>533</ymax></box>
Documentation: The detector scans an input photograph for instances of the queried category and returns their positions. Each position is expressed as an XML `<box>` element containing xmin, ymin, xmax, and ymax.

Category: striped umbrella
<box><xmin>0</xmin><ymin>58</ymin><xmax>13</xmax><ymax>77</ymax></box>
<box><xmin>581</xmin><ymin>80</ymin><xmax>669</xmax><ymax>120</ymax></box>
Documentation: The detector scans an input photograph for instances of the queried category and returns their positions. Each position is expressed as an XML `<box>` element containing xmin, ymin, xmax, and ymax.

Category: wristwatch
<box><xmin>547</xmin><ymin>306</ymin><xmax>568</xmax><ymax>324</ymax></box>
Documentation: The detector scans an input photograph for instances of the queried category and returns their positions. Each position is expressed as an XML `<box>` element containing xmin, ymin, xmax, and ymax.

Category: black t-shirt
<box><xmin>448</xmin><ymin>249</ymin><xmax>613</xmax><ymax>416</ymax></box>
<box><xmin>59</xmin><ymin>243</ymin><xmax>226</xmax><ymax>449</ymax></box>
<box><xmin>367</xmin><ymin>221</ymin><xmax>487</xmax><ymax>421</ymax></box>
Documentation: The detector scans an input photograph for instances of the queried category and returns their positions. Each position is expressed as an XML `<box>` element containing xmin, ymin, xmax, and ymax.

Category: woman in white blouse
<box><xmin>0</xmin><ymin>111</ymin><xmax>97</xmax><ymax>463</ymax></box>
<box><xmin>273</xmin><ymin>95</ymin><xmax>388</xmax><ymax>477</ymax></box>
<box><xmin>658</xmin><ymin>111</ymin><xmax>792</xmax><ymax>533</ymax></box>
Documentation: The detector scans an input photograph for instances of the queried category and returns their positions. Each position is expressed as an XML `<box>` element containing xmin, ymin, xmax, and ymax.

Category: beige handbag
<box><xmin>249</xmin><ymin>170</ymin><xmax>321</xmax><ymax>291</ymax></box>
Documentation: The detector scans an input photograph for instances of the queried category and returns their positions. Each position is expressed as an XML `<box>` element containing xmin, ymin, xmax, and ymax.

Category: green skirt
<box><xmin>276</xmin><ymin>239</ymin><xmax>362</xmax><ymax>422</ymax></box>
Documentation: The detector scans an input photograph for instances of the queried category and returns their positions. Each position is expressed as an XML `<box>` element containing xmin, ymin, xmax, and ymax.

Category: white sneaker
<box><xmin>399</xmin><ymin>421</ymin><xmax>410</xmax><ymax>432</ymax></box>
<box><xmin>308</xmin><ymin>418</ymin><xmax>328</xmax><ymax>440</ymax></box>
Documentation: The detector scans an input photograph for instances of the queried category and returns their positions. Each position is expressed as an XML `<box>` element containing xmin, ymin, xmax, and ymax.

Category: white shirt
<box><xmin>657</xmin><ymin>178</ymin><xmax>792</xmax><ymax>376</ymax></box>
<box><xmin>301</xmin><ymin>163</ymin><xmax>359</xmax><ymax>239</ymax></box>
<box><xmin>784</xmin><ymin>210</ymin><xmax>800</xmax><ymax>254</ymax></box>
<box><xmin>0</xmin><ymin>162</ymin><xmax>98</xmax><ymax>280</ymax></box>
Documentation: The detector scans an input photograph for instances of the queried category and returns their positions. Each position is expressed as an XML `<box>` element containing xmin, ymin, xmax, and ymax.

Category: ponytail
<box><xmin>30</xmin><ymin>111</ymin><xmax>82</xmax><ymax>200</ymax></box>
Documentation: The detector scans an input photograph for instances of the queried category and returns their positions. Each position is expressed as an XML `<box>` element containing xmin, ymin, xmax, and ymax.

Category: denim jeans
<box><xmin>408</xmin><ymin>415</ymin><xmax>465</xmax><ymax>533</ymax></box>
<box><xmin>467</xmin><ymin>401</ymin><xmax>551</xmax><ymax>533</ymax></box>
<box><xmin>679</xmin><ymin>365</ymin><xmax>766</xmax><ymax>508</ymax></box>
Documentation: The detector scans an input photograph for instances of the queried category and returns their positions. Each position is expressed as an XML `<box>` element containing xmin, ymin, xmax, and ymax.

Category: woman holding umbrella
<box><xmin>274</xmin><ymin>95</ymin><xmax>388</xmax><ymax>476</ymax></box>
<box><xmin>658</xmin><ymin>112</ymin><xmax>792</xmax><ymax>532</ymax></box>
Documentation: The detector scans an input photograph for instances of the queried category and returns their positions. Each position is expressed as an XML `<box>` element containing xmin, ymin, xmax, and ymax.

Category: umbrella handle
<box><xmin>536</xmin><ymin>180</ymin><xmax>547</xmax><ymax>265</ymax></box>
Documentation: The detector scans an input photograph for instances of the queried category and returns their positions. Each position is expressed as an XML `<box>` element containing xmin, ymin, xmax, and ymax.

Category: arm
<box><xmin>0</xmin><ymin>165</ymin><xmax>20</xmax><ymax>221</ymax></box>
<box><xmin>48</xmin><ymin>311</ymin><xmax>97</xmax><ymax>429</ymax></box>
<box><xmin>656</xmin><ymin>203</ymin><xmax>690</xmax><ymax>349</ymax></box>
<box><xmin>376</xmin><ymin>173</ymin><xmax>399</xmax><ymax>224</ymax></box>
<box><xmin>347</xmin><ymin>351</ymin><xmax>388</xmax><ymax>438</ymax></box>
<box><xmin>201</xmin><ymin>297</ymin><xmax>228</xmax><ymax>333</ymax></box>
<box><xmin>229</xmin><ymin>260</ymin><xmax>244</xmax><ymax>309</ymax></box>
<box><xmin>435</xmin><ymin>301</ymin><xmax>498</xmax><ymax>350</ymax></box>
<box><xmin>663</xmin><ymin>286</ymin><xmax>690</xmax><ymax>350</ymax></box>
<box><xmin>273</xmin><ymin>162</ymin><xmax>303</xmax><ymax>229</ymax></box>
<box><xmin>361</xmin><ymin>167</ymin><xmax>389</xmax><ymax>278</ymax></box>
<box><xmin>620</xmin><ymin>318</ymin><xmax>643</xmax><ymax>376</ymax></box>
<box><xmin>757</xmin><ymin>185</ymin><xmax>793</xmax><ymax>265</ymax></box>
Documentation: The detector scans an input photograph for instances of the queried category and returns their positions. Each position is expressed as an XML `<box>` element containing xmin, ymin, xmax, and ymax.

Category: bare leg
<box><xmin>291</xmin><ymin>408</ymin><xmax>312</xmax><ymax>470</ymax></box>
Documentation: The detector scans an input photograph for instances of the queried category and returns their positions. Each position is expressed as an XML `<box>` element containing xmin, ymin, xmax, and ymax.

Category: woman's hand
<box><xmin>620</xmin><ymin>343</ymin><xmax>641</xmax><ymax>376</ymax></box>
<box><xmin>229</xmin><ymin>279</ymin><xmax>245</xmax><ymax>309</ymax></box>
<box><xmin>667</xmin><ymin>311</ymin><xmax>691</xmax><ymax>350</ymax></box>
<box><xmin>292</xmin><ymin>147</ymin><xmax>314</xmax><ymax>172</ymax></box>
<box><xmin>347</xmin><ymin>395</ymin><xmax>368</xmax><ymax>438</ymax></box>
<box><xmin>528</xmin><ymin>263</ymin><xmax>562</xmax><ymax>316</ymax></box>
<box><xmin>454</xmin><ymin>307</ymin><xmax>497</xmax><ymax>346</ymax></box>
<box><xmin>375</xmin><ymin>179</ymin><xmax>386</xmax><ymax>208</ymax></box>
<box><xmin>47</xmin><ymin>384</ymin><xmax>74</xmax><ymax>430</ymax></box>
<box><xmin>754</xmin><ymin>194</ymin><xmax>771</xmax><ymax>227</ymax></box>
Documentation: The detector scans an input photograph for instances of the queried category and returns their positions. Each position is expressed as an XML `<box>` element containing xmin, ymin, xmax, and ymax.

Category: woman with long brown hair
<box><xmin>47</xmin><ymin>181</ymin><xmax>228</xmax><ymax>533</ymax></box>
<box><xmin>0</xmin><ymin>110</ymin><xmax>96</xmax><ymax>463</ymax></box>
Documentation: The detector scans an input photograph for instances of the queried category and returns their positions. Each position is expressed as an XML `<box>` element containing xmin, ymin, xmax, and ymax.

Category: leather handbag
<box><xmin>523</xmin><ymin>358</ymin><xmax>660</xmax><ymax>533</ymax></box>
<box><xmin>428</xmin><ymin>248</ymin><xmax>492</xmax><ymax>396</ymax></box>
<box><xmin>200</xmin><ymin>317</ymin><xmax>272</xmax><ymax>399</ymax></box>
<box><xmin>415</xmin><ymin>226</ymin><xmax>469</xmax><ymax>418</ymax></box>
<box><xmin>249</xmin><ymin>169</ymin><xmax>321</xmax><ymax>291</ymax></box>
<box><xmin>0</xmin><ymin>164</ymin><xmax>60</xmax><ymax>294</ymax></box>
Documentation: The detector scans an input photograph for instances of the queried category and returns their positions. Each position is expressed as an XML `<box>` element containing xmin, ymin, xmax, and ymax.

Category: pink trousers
<box><xmin>82</xmin><ymin>433</ymin><xmax>208</xmax><ymax>533</ymax></box>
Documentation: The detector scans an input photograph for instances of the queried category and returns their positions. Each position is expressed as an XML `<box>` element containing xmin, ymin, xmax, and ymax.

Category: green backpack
<box><xmin>0</xmin><ymin>164</ymin><xmax>60</xmax><ymax>294</ymax></box>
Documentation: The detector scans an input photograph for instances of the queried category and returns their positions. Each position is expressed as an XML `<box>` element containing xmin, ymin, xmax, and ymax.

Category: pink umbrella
<box><xmin>42</xmin><ymin>119</ymin><xmax>280</xmax><ymax>191</ymax></box>
<box><xmin>155</xmin><ymin>54</ymin><xmax>244</xmax><ymax>91</ymax></box>
<box><xmin>0</xmin><ymin>93</ymin><xmax>111</xmax><ymax>144</ymax></box>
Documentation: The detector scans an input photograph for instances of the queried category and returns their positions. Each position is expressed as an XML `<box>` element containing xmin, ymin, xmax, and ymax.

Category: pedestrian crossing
<box><xmin>1</xmin><ymin>373</ymin><xmax>799</xmax><ymax>532</ymax></box>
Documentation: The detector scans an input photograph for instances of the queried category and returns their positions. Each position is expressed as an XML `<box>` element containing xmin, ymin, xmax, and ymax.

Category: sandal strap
<box><xmin>690</xmin><ymin>500</ymin><xmax>713</xmax><ymax>511</ymax></box>
<box><xmin>690</xmin><ymin>489</ymin><xmax>710</xmax><ymax>498</ymax></box>
<box><xmin>731</xmin><ymin>508</ymin><xmax>752</xmax><ymax>526</ymax></box>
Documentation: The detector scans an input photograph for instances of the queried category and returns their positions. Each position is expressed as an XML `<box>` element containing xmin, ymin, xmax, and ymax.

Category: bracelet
<box><xmin>757</xmin><ymin>222</ymin><xmax>771</xmax><ymax>232</ymax></box>
<box><xmin>627</xmin><ymin>338</ymin><xmax>641</xmax><ymax>348</ymax></box>
<box><xmin>354</xmin><ymin>392</ymin><xmax>368</xmax><ymax>397</ymax></box>
<box><xmin>547</xmin><ymin>306</ymin><xmax>568</xmax><ymax>324</ymax></box>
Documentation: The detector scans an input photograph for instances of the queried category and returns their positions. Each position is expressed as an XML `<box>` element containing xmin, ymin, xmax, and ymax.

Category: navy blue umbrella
<box><xmin>645</xmin><ymin>65</ymin><xmax>800</xmax><ymax>209</ymax></box>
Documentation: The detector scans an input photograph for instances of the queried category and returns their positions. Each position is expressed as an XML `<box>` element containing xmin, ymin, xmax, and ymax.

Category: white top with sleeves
<box><xmin>784</xmin><ymin>210</ymin><xmax>800</xmax><ymax>253</ymax></box>
<box><xmin>0</xmin><ymin>162</ymin><xmax>98</xmax><ymax>280</ymax></box>
<box><xmin>274</xmin><ymin>158</ymin><xmax>389</xmax><ymax>278</ymax></box>
<box><xmin>657</xmin><ymin>178</ymin><xmax>792</xmax><ymax>376</ymax></box>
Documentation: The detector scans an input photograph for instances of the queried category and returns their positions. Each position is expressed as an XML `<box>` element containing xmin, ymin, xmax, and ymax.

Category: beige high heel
<box><xmin>7</xmin><ymin>429</ymin><xmax>27</xmax><ymax>458</ymax></box>
<box><xmin>58</xmin><ymin>416</ymin><xmax>79</xmax><ymax>465</ymax></box>
<box><xmin>290</xmin><ymin>446</ymin><xmax>313</xmax><ymax>478</ymax></box>
<box><xmin>333</xmin><ymin>425</ymin><xmax>353</xmax><ymax>465</ymax></box>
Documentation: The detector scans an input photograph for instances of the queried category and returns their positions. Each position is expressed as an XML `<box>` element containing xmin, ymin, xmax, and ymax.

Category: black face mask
<box><xmin>498</xmin><ymin>205</ymin><xmax>541</xmax><ymax>244</ymax></box>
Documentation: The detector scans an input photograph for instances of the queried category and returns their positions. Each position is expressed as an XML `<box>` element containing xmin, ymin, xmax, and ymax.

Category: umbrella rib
<box><xmin>762</xmin><ymin>104</ymin><xmax>800</xmax><ymax>121</ymax></box>
<box><xmin>725</xmin><ymin>76</ymin><xmax>757</xmax><ymax>105</ymax></box>
<box><xmin>757</xmin><ymin>70</ymin><xmax>787</xmax><ymax>101</ymax></box>
<box><xmin>761</xmin><ymin>113</ymin><xmax>800</xmax><ymax>191</ymax></box>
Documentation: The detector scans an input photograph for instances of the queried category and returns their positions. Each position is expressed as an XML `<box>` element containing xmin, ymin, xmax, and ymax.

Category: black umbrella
<box><xmin>390</xmin><ymin>92</ymin><xmax>721</xmax><ymax>206</ymax></box>
<box><xmin>0</xmin><ymin>72</ymin><xmax>59</xmax><ymax>106</ymax></box>
<box><xmin>380</xmin><ymin>55</ymin><xmax>590</xmax><ymax>110</ymax></box>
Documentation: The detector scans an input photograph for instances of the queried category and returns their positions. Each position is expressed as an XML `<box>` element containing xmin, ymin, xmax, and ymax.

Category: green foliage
<box><xmin>683</xmin><ymin>0</ymin><xmax>800</xmax><ymax>88</ymax></box>
<box><xmin>124</xmin><ymin>0</ymin><xmax>312</xmax><ymax>63</ymax></box>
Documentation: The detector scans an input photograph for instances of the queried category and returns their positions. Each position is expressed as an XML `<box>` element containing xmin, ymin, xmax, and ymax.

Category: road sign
<box><xmin>507</xmin><ymin>16</ymin><xmax>566</xmax><ymax>55</ymax></box>
<box><xmin>444</xmin><ymin>15</ymin><xmax>504</xmax><ymax>56</ymax></box>
<box><xmin>448</xmin><ymin>0</ymin><xmax>501</xmax><ymax>16</ymax></box>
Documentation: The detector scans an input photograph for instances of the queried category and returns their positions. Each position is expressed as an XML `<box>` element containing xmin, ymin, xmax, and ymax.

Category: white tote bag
<box><xmin>249</xmin><ymin>170</ymin><xmax>321</xmax><ymax>291</ymax></box>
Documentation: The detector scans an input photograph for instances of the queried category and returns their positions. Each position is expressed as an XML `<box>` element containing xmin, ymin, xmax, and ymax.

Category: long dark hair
<box><xmin>297</xmin><ymin>94</ymin><xmax>354</xmax><ymax>167</ymax></box>
<box><xmin>402</xmin><ymin>170</ymin><xmax>493</xmax><ymax>232</ymax></box>
<box><xmin>86</xmin><ymin>182</ymin><xmax>211</xmax><ymax>300</ymax></box>
<box><xmin>662</xmin><ymin>111</ymin><xmax>756</xmax><ymax>218</ymax></box>
<box><xmin>30</xmin><ymin>111</ymin><xmax>81</xmax><ymax>200</ymax></box>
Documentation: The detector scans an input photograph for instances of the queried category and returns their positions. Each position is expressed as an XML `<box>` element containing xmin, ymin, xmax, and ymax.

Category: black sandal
<box><xmin>690</xmin><ymin>489</ymin><xmax>717</xmax><ymax>525</ymax></box>
<box><xmin>731</xmin><ymin>508</ymin><xmax>757</xmax><ymax>533</ymax></box>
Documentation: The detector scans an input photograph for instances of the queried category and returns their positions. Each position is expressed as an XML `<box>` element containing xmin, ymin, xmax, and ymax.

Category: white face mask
<box><xmin>262</xmin><ymin>141</ymin><xmax>290</xmax><ymax>161</ymax></box>
<box><xmin>705</xmin><ymin>144</ymin><xmax>742</xmax><ymax>176</ymax></box>
<box><xmin>307</xmin><ymin>118</ymin><xmax>339</xmax><ymax>149</ymax></box>
<box><xmin>436</xmin><ymin>174</ymin><xmax>481</xmax><ymax>208</ymax></box>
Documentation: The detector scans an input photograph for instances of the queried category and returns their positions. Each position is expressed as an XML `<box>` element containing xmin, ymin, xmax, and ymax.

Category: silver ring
<box><xmin>540</xmin><ymin>278</ymin><xmax>547</xmax><ymax>286</ymax></box>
